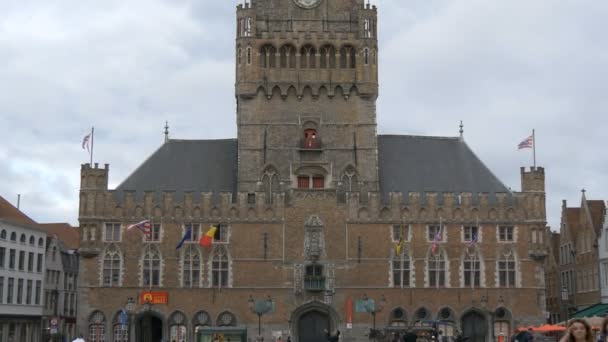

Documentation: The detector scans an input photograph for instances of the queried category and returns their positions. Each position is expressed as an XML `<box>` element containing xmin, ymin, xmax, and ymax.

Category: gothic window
<box><xmin>29</xmin><ymin>236</ymin><xmax>35</xmax><ymax>245</ymax></box>
<box><xmin>428</xmin><ymin>250</ymin><xmax>447</xmax><ymax>288</ymax></box>
<box><xmin>142</xmin><ymin>245</ymin><xmax>162</xmax><ymax>287</ymax></box>
<box><xmin>372</xmin><ymin>48</ymin><xmax>377</xmax><ymax>65</ymax></box>
<box><xmin>216</xmin><ymin>311</ymin><xmax>237</xmax><ymax>327</ymax></box>
<box><xmin>341</xmin><ymin>167</ymin><xmax>359</xmax><ymax>192</ymax></box>
<box><xmin>340</xmin><ymin>46</ymin><xmax>356</xmax><ymax>68</ymax></box>
<box><xmin>193</xmin><ymin>311</ymin><xmax>211</xmax><ymax>336</ymax></box>
<box><xmin>38</xmin><ymin>237</ymin><xmax>44</xmax><ymax>247</ymax></box>
<box><xmin>211</xmin><ymin>247</ymin><xmax>230</xmax><ymax>288</ymax></box>
<box><xmin>261</xmin><ymin>167</ymin><xmax>279</xmax><ymax>203</ymax></box>
<box><xmin>389</xmin><ymin>308</ymin><xmax>407</xmax><ymax>327</ymax></box>
<box><xmin>0</xmin><ymin>229</ymin><xmax>6</xmax><ymax>239</ymax></box>
<box><xmin>169</xmin><ymin>311</ymin><xmax>187</xmax><ymax>342</ymax></box>
<box><xmin>260</xmin><ymin>44</ymin><xmax>276</xmax><ymax>68</ymax></box>
<box><xmin>88</xmin><ymin>311</ymin><xmax>106</xmax><ymax>342</ymax></box>
<box><xmin>245</xmin><ymin>17</ymin><xmax>252</xmax><ymax>36</ymax></box>
<box><xmin>20</xmin><ymin>234</ymin><xmax>26</xmax><ymax>244</ymax></box>
<box><xmin>104</xmin><ymin>223</ymin><xmax>121</xmax><ymax>242</ymax></box>
<box><xmin>300</xmin><ymin>45</ymin><xmax>316</xmax><ymax>68</ymax></box>
<box><xmin>363</xmin><ymin>48</ymin><xmax>369</xmax><ymax>65</ymax></box>
<box><xmin>280</xmin><ymin>45</ymin><xmax>296</xmax><ymax>68</ymax></box>
<box><xmin>320</xmin><ymin>45</ymin><xmax>336</xmax><ymax>69</ymax></box>
<box><xmin>102</xmin><ymin>245</ymin><xmax>122</xmax><ymax>287</ymax></box>
<box><xmin>392</xmin><ymin>253</ymin><xmax>411</xmax><ymax>287</ymax></box>
<box><xmin>10</xmin><ymin>232</ymin><xmax>16</xmax><ymax>242</ymax></box>
<box><xmin>498</xmin><ymin>251</ymin><xmax>516</xmax><ymax>287</ymax></box>
<box><xmin>112</xmin><ymin>311</ymin><xmax>128</xmax><ymax>342</ymax></box>
<box><xmin>182</xmin><ymin>245</ymin><xmax>201</xmax><ymax>288</ymax></box>
<box><xmin>463</xmin><ymin>251</ymin><xmax>481</xmax><ymax>287</ymax></box>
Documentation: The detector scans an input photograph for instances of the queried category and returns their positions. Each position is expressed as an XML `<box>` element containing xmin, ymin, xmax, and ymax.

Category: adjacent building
<box><xmin>0</xmin><ymin>197</ymin><xmax>46</xmax><ymax>342</ymax></box>
<box><xmin>39</xmin><ymin>223</ymin><xmax>80</xmax><ymax>342</ymax></box>
<box><xmin>597</xmin><ymin>204</ymin><xmax>608</xmax><ymax>304</ymax></box>
<box><xmin>76</xmin><ymin>1</ymin><xmax>549</xmax><ymax>342</ymax></box>
<box><xmin>545</xmin><ymin>230</ymin><xmax>561</xmax><ymax>323</ymax></box>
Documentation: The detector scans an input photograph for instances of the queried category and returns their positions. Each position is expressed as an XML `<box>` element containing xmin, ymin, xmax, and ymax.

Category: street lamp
<box><xmin>561</xmin><ymin>287</ymin><xmax>569</xmax><ymax>321</ymax></box>
<box><xmin>248</xmin><ymin>295</ymin><xmax>273</xmax><ymax>341</ymax></box>
<box><xmin>362</xmin><ymin>293</ymin><xmax>386</xmax><ymax>341</ymax></box>
<box><xmin>124</xmin><ymin>297</ymin><xmax>136</xmax><ymax>342</ymax></box>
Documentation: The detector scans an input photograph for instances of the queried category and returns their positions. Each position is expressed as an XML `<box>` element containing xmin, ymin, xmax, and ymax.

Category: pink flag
<box><xmin>127</xmin><ymin>220</ymin><xmax>152</xmax><ymax>240</ymax></box>
<box><xmin>518</xmin><ymin>135</ymin><xmax>534</xmax><ymax>150</ymax></box>
<box><xmin>82</xmin><ymin>133</ymin><xmax>91</xmax><ymax>153</ymax></box>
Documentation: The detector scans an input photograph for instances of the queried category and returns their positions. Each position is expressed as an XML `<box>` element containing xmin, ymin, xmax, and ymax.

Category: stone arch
<box><xmin>302</xmin><ymin>85</ymin><xmax>313</xmax><ymax>98</ymax></box>
<box><xmin>29</xmin><ymin>235</ymin><xmax>35</xmax><ymax>245</ymax></box>
<box><xmin>229</xmin><ymin>207</ymin><xmax>238</xmax><ymax>218</ymax></box>
<box><xmin>261</xmin><ymin>164</ymin><xmax>280</xmax><ymax>204</ymax></box>
<box><xmin>319</xmin><ymin>44</ymin><xmax>336</xmax><ymax>68</ymax></box>
<box><xmin>348</xmin><ymin>85</ymin><xmax>359</xmax><ymax>97</ymax></box>
<box><xmin>412</xmin><ymin>307</ymin><xmax>432</xmax><ymax>324</ymax></box>
<box><xmin>300</xmin><ymin>44</ymin><xmax>316</xmax><ymax>68</ymax></box>
<box><xmin>287</xmin><ymin>85</ymin><xmax>297</xmax><ymax>98</ymax></box>
<box><xmin>134</xmin><ymin>308</ymin><xmax>166</xmax><ymax>342</ymax></box>
<box><xmin>168</xmin><ymin>310</ymin><xmax>188</xmax><ymax>341</ymax></box>
<box><xmin>280</xmin><ymin>44</ymin><xmax>297</xmax><ymax>68</ymax></box>
<box><xmin>358</xmin><ymin>207</ymin><xmax>369</xmax><ymax>220</ymax></box>
<box><xmin>260</xmin><ymin>44</ymin><xmax>277</xmax><ymax>68</ymax></box>
<box><xmin>460</xmin><ymin>307</ymin><xmax>490</xmax><ymax>342</ymax></box>
<box><xmin>256</xmin><ymin>85</ymin><xmax>267</xmax><ymax>97</ymax></box>
<box><xmin>318</xmin><ymin>85</ymin><xmax>328</xmax><ymax>98</ymax></box>
<box><xmin>271</xmin><ymin>85</ymin><xmax>282</xmax><ymax>99</ymax></box>
<box><xmin>339</xmin><ymin>44</ymin><xmax>356</xmax><ymax>68</ymax></box>
<box><xmin>436</xmin><ymin>306</ymin><xmax>458</xmax><ymax>322</ymax></box>
<box><xmin>388</xmin><ymin>307</ymin><xmax>408</xmax><ymax>327</ymax></box>
<box><xmin>334</xmin><ymin>85</ymin><xmax>344</xmax><ymax>98</ymax></box>
<box><xmin>290</xmin><ymin>301</ymin><xmax>340</xmax><ymax>342</ymax></box>
<box><xmin>88</xmin><ymin>310</ymin><xmax>107</xmax><ymax>342</ymax></box>
<box><xmin>216</xmin><ymin>311</ymin><xmax>238</xmax><ymax>327</ymax></box>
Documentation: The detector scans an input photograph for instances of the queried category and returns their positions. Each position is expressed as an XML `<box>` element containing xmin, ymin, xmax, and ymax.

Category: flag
<box><xmin>431</xmin><ymin>223</ymin><xmax>443</xmax><ymax>255</ymax></box>
<box><xmin>518</xmin><ymin>135</ymin><xmax>534</xmax><ymax>149</ymax></box>
<box><xmin>468</xmin><ymin>232</ymin><xmax>478</xmax><ymax>247</ymax></box>
<box><xmin>199</xmin><ymin>226</ymin><xmax>217</xmax><ymax>247</ymax></box>
<box><xmin>82</xmin><ymin>133</ymin><xmax>91</xmax><ymax>153</ymax></box>
<box><xmin>127</xmin><ymin>220</ymin><xmax>151</xmax><ymax>240</ymax></box>
<box><xmin>395</xmin><ymin>225</ymin><xmax>405</xmax><ymax>255</ymax></box>
<box><xmin>120</xmin><ymin>308</ymin><xmax>127</xmax><ymax>327</ymax></box>
<box><xmin>176</xmin><ymin>226</ymin><xmax>192</xmax><ymax>249</ymax></box>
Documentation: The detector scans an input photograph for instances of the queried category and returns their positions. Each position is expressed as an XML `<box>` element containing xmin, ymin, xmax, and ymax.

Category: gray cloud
<box><xmin>1</xmin><ymin>0</ymin><xmax>605</xmax><ymax>228</ymax></box>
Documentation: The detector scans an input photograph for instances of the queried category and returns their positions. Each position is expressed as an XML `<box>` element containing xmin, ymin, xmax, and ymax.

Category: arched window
<box><xmin>112</xmin><ymin>311</ymin><xmax>128</xmax><ymax>342</ymax></box>
<box><xmin>494</xmin><ymin>308</ymin><xmax>512</xmax><ymax>340</ymax></box>
<box><xmin>392</xmin><ymin>252</ymin><xmax>411</xmax><ymax>288</ymax></box>
<box><xmin>216</xmin><ymin>311</ymin><xmax>237</xmax><ymax>327</ymax></box>
<box><xmin>0</xmin><ymin>229</ymin><xmax>6</xmax><ymax>239</ymax></box>
<box><xmin>498</xmin><ymin>251</ymin><xmax>516</xmax><ymax>288</ymax></box>
<box><xmin>20</xmin><ymin>234</ymin><xmax>26</xmax><ymax>244</ymax></box>
<box><xmin>237</xmin><ymin>47</ymin><xmax>242</xmax><ymax>65</ymax></box>
<box><xmin>52</xmin><ymin>246</ymin><xmax>57</xmax><ymax>261</ymax></box>
<box><xmin>88</xmin><ymin>311</ymin><xmax>106</xmax><ymax>342</ymax></box>
<box><xmin>261</xmin><ymin>166</ymin><xmax>280</xmax><ymax>204</ymax></box>
<box><xmin>389</xmin><ymin>307</ymin><xmax>408</xmax><ymax>327</ymax></box>
<box><xmin>428</xmin><ymin>250</ymin><xmax>447</xmax><ymax>288</ymax></box>
<box><xmin>280</xmin><ymin>45</ymin><xmax>296</xmax><ymax>68</ymax></box>
<box><xmin>169</xmin><ymin>311</ymin><xmax>187</xmax><ymax>342</ymax></box>
<box><xmin>320</xmin><ymin>45</ymin><xmax>336</xmax><ymax>69</ymax></box>
<box><xmin>372</xmin><ymin>48</ymin><xmax>377</xmax><ymax>65</ymax></box>
<box><xmin>413</xmin><ymin>307</ymin><xmax>431</xmax><ymax>324</ymax></box>
<box><xmin>260</xmin><ymin>44</ymin><xmax>276</xmax><ymax>68</ymax></box>
<box><xmin>211</xmin><ymin>247</ymin><xmax>230</xmax><ymax>288</ymax></box>
<box><xmin>182</xmin><ymin>245</ymin><xmax>201</xmax><ymax>288</ymax></box>
<box><xmin>10</xmin><ymin>232</ymin><xmax>16</xmax><ymax>241</ymax></box>
<box><xmin>300</xmin><ymin>45</ymin><xmax>316</xmax><ymax>68</ymax></box>
<box><xmin>340</xmin><ymin>45</ymin><xmax>356</xmax><ymax>68</ymax></box>
<box><xmin>193</xmin><ymin>311</ymin><xmax>212</xmax><ymax>337</ymax></box>
<box><xmin>463</xmin><ymin>250</ymin><xmax>481</xmax><ymax>288</ymax></box>
<box><xmin>142</xmin><ymin>246</ymin><xmax>162</xmax><ymax>287</ymax></box>
<box><xmin>102</xmin><ymin>246</ymin><xmax>122</xmax><ymax>287</ymax></box>
<box><xmin>29</xmin><ymin>235</ymin><xmax>35</xmax><ymax>245</ymax></box>
<box><xmin>38</xmin><ymin>237</ymin><xmax>44</xmax><ymax>247</ymax></box>
<box><xmin>341</xmin><ymin>166</ymin><xmax>359</xmax><ymax>192</ymax></box>
<box><xmin>247</xmin><ymin>47</ymin><xmax>252</xmax><ymax>65</ymax></box>
<box><xmin>303</xmin><ymin>128</ymin><xmax>319</xmax><ymax>149</ymax></box>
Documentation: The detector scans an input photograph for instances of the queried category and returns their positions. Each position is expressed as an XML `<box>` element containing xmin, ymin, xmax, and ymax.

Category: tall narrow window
<box><xmin>428</xmin><ymin>251</ymin><xmax>446</xmax><ymax>288</ymax></box>
<box><xmin>427</xmin><ymin>225</ymin><xmax>442</xmax><ymax>241</ymax></box>
<box><xmin>498</xmin><ymin>252</ymin><xmax>516</xmax><ymax>287</ymax></box>
<box><xmin>363</xmin><ymin>48</ymin><xmax>369</xmax><ymax>65</ymax></box>
<box><xmin>26</xmin><ymin>280</ymin><xmax>32</xmax><ymax>305</ymax></box>
<box><xmin>28</xmin><ymin>252</ymin><xmax>34</xmax><ymax>272</ymax></box>
<box><xmin>169</xmin><ymin>312</ymin><xmax>187</xmax><ymax>342</ymax></box>
<box><xmin>260</xmin><ymin>45</ymin><xmax>276</xmax><ymax>68</ymax></box>
<box><xmin>464</xmin><ymin>226</ymin><xmax>479</xmax><ymax>242</ymax></box>
<box><xmin>463</xmin><ymin>252</ymin><xmax>481</xmax><ymax>287</ymax></box>
<box><xmin>102</xmin><ymin>246</ymin><xmax>121</xmax><ymax>287</ymax></box>
<box><xmin>238</xmin><ymin>47</ymin><xmax>242</xmax><ymax>65</ymax></box>
<box><xmin>364</xmin><ymin>18</ymin><xmax>372</xmax><ymax>38</ymax></box>
<box><xmin>17</xmin><ymin>279</ymin><xmax>23</xmax><ymax>304</ymax></box>
<box><xmin>18</xmin><ymin>251</ymin><xmax>24</xmax><ymax>270</ymax></box>
<box><xmin>246</xmin><ymin>47</ymin><xmax>252</xmax><ymax>65</ymax></box>
<box><xmin>89</xmin><ymin>311</ymin><xmax>106</xmax><ymax>342</ymax></box>
<box><xmin>143</xmin><ymin>246</ymin><xmax>162</xmax><ymax>287</ymax></box>
<box><xmin>35</xmin><ymin>280</ymin><xmax>41</xmax><ymax>305</ymax></box>
<box><xmin>300</xmin><ymin>45</ymin><xmax>316</xmax><ymax>68</ymax></box>
<box><xmin>182</xmin><ymin>246</ymin><xmax>201</xmax><ymax>288</ymax></box>
<box><xmin>211</xmin><ymin>247</ymin><xmax>229</xmax><ymax>288</ymax></box>
<box><xmin>104</xmin><ymin>223</ymin><xmax>121</xmax><ymax>242</ymax></box>
<box><xmin>0</xmin><ymin>247</ymin><xmax>5</xmax><ymax>268</ymax></box>
<box><xmin>392</xmin><ymin>254</ymin><xmax>411</xmax><ymax>287</ymax></box>
<box><xmin>147</xmin><ymin>224</ymin><xmax>161</xmax><ymax>242</ymax></box>
<box><xmin>7</xmin><ymin>278</ymin><xmax>14</xmax><ymax>304</ymax></box>
<box><xmin>0</xmin><ymin>277</ymin><xmax>3</xmax><ymax>304</ymax></box>
<box><xmin>113</xmin><ymin>311</ymin><xmax>128</xmax><ymax>342</ymax></box>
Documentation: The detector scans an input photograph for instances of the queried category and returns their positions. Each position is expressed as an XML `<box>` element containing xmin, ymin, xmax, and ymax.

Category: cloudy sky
<box><xmin>1</xmin><ymin>0</ymin><xmax>606</xmax><ymax>229</ymax></box>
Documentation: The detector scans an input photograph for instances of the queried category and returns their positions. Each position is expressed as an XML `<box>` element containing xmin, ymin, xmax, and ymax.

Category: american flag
<box><xmin>127</xmin><ymin>220</ymin><xmax>151</xmax><ymax>239</ymax></box>
<box><xmin>518</xmin><ymin>135</ymin><xmax>534</xmax><ymax>149</ymax></box>
<box><xmin>468</xmin><ymin>232</ymin><xmax>478</xmax><ymax>247</ymax></box>
<box><xmin>431</xmin><ymin>228</ymin><xmax>442</xmax><ymax>255</ymax></box>
<box><xmin>82</xmin><ymin>133</ymin><xmax>91</xmax><ymax>153</ymax></box>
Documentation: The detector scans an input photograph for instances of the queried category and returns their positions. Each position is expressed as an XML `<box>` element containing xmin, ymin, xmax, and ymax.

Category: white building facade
<box><xmin>599</xmin><ymin>204</ymin><xmax>608</xmax><ymax>304</ymax></box>
<box><xmin>0</xmin><ymin>219</ymin><xmax>46</xmax><ymax>342</ymax></box>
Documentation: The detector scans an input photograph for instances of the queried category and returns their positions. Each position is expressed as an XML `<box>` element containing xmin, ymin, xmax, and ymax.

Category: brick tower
<box><xmin>235</xmin><ymin>0</ymin><xmax>379</xmax><ymax>194</ymax></box>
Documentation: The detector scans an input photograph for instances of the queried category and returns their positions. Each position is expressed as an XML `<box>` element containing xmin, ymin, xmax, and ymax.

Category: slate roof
<box><xmin>377</xmin><ymin>135</ymin><xmax>510</xmax><ymax>197</ymax></box>
<box><xmin>113</xmin><ymin>139</ymin><xmax>238</xmax><ymax>201</ymax></box>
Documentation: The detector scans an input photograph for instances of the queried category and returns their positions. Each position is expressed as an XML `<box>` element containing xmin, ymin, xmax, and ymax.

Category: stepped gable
<box><xmin>377</xmin><ymin>135</ymin><xmax>510</xmax><ymax>196</ymax></box>
<box><xmin>113</xmin><ymin>139</ymin><xmax>238</xmax><ymax>202</ymax></box>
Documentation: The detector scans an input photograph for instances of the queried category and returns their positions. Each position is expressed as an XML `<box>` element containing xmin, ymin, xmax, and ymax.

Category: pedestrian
<box><xmin>404</xmin><ymin>329</ymin><xmax>418</xmax><ymax>342</ymax></box>
<box><xmin>598</xmin><ymin>317</ymin><xmax>608</xmax><ymax>342</ymax></box>
<box><xmin>560</xmin><ymin>319</ymin><xmax>594</xmax><ymax>342</ymax></box>
<box><xmin>287</xmin><ymin>337</ymin><xmax>291</xmax><ymax>342</ymax></box>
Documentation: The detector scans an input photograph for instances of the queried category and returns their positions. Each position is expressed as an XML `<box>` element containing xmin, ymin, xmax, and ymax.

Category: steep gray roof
<box><xmin>377</xmin><ymin>135</ymin><xmax>510</xmax><ymax>196</ymax></box>
<box><xmin>113</xmin><ymin>139</ymin><xmax>237</xmax><ymax>201</ymax></box>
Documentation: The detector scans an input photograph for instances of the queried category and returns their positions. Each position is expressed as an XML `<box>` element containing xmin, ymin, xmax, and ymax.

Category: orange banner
<box><xmin>346</xmin><ymin>297</ymin><xmax>353</xmax><ymax>329</ymax></box>
<box><xmin>140</xmin><ymin>291</ymin><xmax>169</xmax><ymax>305</ymax></box>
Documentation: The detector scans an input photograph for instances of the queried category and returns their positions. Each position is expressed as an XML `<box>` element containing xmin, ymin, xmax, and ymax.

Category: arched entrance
<box><xmin>461</xmin><ymin>311</ymin><xmax>487</xmax><ymax>342</ymax></box>
<box><xmin>298</xmin><ymin>310</ymin><xmax>330</xmax><ymax>342</ymax></box>
<box><xmin>138</xmin><ymin>312</ymin><xmax>163</xmax><ymax>342</ymax></box>
<box><xmin>290</xmin><ymin>301</ymin><xmax>340</xmax><ymax>342</ymax></box>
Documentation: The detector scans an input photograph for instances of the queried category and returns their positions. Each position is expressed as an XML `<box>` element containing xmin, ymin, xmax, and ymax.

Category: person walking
<box><xmin>560</xmin><ymin>319</ymin><xmax>594</xmax><ymax>342</ymax></box>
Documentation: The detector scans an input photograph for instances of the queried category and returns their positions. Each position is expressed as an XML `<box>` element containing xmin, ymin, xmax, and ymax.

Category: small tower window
<box><xmin>364</xmin><ymin>48</ymin><xmax>369</xmax><ymax>65</ymax></box>
<box><xmin>303</xmin><ymin>129</ymin><xmax>319</xmax><ymax>149</ymax></box>
<box><xmin>364</xmin><ymin>18</ymin><xmax>372</xmax><ymax>38</ymax></box>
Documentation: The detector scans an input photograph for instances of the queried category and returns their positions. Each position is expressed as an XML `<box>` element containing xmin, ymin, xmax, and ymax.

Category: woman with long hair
<box><xmin>560</xmin><ymin>319</ymin><xmax>594</xmax><ymax>342</ymax></box>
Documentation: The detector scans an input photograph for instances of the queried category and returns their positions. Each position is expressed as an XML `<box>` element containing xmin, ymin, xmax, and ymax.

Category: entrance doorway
<box><xmin>461</xmin><ymin>311</ymin><xmax>487</xmax><ymax>342</ymax></box>
<box><xmin>139</xmin><ymin>313</ymin><xmax>163</xmax><ymax>342</ymax></box>
<box><xmin>297</xmin><ymin>310</ymin><xmax>330</xmax><ymax>342</ymax></box>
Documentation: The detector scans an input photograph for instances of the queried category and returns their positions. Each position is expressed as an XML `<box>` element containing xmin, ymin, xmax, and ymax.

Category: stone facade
<box><xmin>76</xmin><ymin>1</ymin><xmax>550</xmax><ymax>342</ymax></box>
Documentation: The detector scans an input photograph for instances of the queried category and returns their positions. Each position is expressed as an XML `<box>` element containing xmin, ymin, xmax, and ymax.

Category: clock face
<box><xmin>294</xmin><ymin>0</ymin><xmax>322</xmax><ymax>9</ymax></box>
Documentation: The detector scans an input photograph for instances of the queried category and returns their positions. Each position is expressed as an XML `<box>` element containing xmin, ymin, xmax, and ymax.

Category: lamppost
<box><xmin>125</xmin><ymin>297</ymin><xmax>136</xmax><ymax>342</ymax></box>
<box><xmin>248</xmin><ymin>295</ymin><xmax>273</xmax><ymax>341</ymax></box>
<box><xmin>561</xmin><ymin>287</ymin><xmax>569</xmax><ymax>322</ymax></box>
<box><xmin>362</xmin><ymin>293</ymin><xmax>386</xmax><ymax>342</ymax></box>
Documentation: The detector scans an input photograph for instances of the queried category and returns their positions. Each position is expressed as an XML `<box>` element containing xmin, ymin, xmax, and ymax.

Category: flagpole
<box><xmin>90</xmin><ymin>126</ymin><xmax>95</xmax><ymax>165</ymax></box>
<box><xmin>532</xmin><ymin>129</ymin><xmax>536</xmax><ymax>168</ymax></box>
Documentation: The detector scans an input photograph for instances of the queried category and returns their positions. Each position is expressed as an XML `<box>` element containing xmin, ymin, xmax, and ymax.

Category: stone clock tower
<box><xmin>235</xmin><ymin>0</ymin><xmax>379</xmax><ymax>195</ymax></box>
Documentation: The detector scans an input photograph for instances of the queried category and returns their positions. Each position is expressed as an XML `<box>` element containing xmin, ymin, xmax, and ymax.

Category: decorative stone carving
<box><xmin>304</xmin><ymin>215</ymin><xmax>325</xmax><ymax>261</ymax></box>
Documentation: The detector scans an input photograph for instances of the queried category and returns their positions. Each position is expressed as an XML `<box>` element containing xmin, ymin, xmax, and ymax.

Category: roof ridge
<box><xmin>379</xmin><ymin>134</ymin><xmax>460</xmax><ymax>140</ymax></box>
<box><xmin>168</xmin><ymin>138</ymin><xmax>237</xmax><ymax>143</ymax></box>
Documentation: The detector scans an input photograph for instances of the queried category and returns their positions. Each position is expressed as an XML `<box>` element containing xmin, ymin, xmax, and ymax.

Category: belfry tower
<box><xmin>235</xmin><ymin>0</ymin><xmax>379</xmax><ymax>195</ymax></box>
